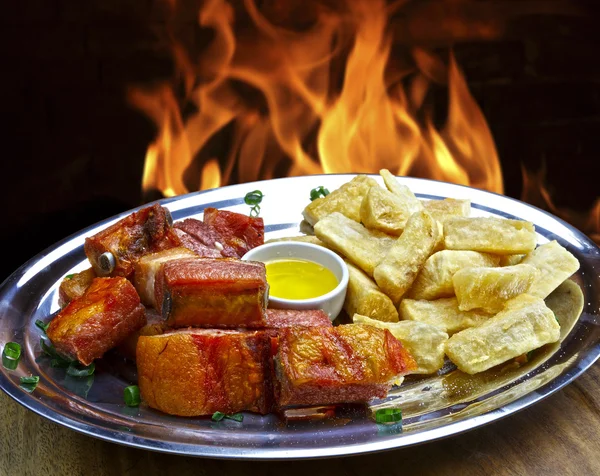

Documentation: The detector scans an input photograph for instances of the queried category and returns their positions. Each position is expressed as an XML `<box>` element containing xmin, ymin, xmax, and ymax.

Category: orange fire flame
<box><xmin>128</xmin><ymin>0</ymin><xmax>504</xmax><ymax>197</ymax></box>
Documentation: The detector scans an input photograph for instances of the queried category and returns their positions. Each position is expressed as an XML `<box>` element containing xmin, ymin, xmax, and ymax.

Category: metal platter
<box><xmin>1</xmin><ymin>175</ymin><xmax>599</xmax><ymax>459</ymax></box>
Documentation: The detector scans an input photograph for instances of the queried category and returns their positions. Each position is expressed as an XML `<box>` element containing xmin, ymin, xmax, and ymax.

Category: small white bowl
<box><xmin>242</xmin><ymin>242</ymin><xmax>349</xmax><ymax>321</ymax></box>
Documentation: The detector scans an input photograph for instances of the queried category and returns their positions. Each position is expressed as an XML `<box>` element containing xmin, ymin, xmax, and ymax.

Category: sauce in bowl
<box><xmin>266</xmin><ymin>258</ymin><xmax>338</xmax><ymax>300</ymax></box>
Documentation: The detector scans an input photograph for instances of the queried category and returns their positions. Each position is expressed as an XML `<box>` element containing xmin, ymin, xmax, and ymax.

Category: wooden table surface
<box><xmin>1</xmin><ymin>364</ymin><xmax>598</xmax><ymax>476</ymax></box>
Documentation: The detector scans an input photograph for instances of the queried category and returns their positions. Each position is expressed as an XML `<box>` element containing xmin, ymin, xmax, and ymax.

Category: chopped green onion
<box><xmin>50</xmin><ymin>358</ymin><xmax>70</xmax><ymax>369</ymax></box>
<box><xmin>35</xmin><ymin>320</ymin><xmax>49</xmax><ymax>333</ymax></box>
<box><xmin>2</xmin><ymin>354</ymin><xmax>19</xmax><ymax>370</ymax></box>
<box><xmin>526</xmin><ymin>350</ymin><xmax>534</xmax><ymax>361</ymax></box>
<box><xmin>212</xmin><ymin>411</ymin><xmax>225</xmax><ymax>422</ymax></box>
<box><xmin>244</xmin><ymin>190</ymin><xmax>264</xmax><ymax>206</ymax></box>
<box><xmin>225</xmin><ymin>413</ymin><xmax>244</xmax><ymax>422</ymax></box>
<box><xmin>244</xmin><ymin>190</ymin><xmax>264</xmax><ymax>217</ymax></box>
<box><xmin>124</xmin><ymin>385</ymin><xmax>141</xmax><ymax>407</ymax></box>
<box><xmin>3</xmin><ymin>342</ymin><xmax>21</xmax><ymax>360</ymax></box>
<box><xmin>65</xmin><ymin>274</ymin><xmax>75</xmax><ymax>280</ymax></box>
<box><xmin>211</xmin><ymin>411</ymin><xmax>244</xmax><ymax>422</ymax></box>
<box><xmin>374</xmin><ymin>407</ymin><xmax>402</xmax><ymax>424</ymax></box>
<box><xmin>310</xmin><ymin>186</ymin><xmax>330</xmax><ymax>201</ymax></box>
<box><xmin>2</xmin><ymin>343</ymin><xmax>21</xmax><ymax>370</ymax></box>
<box><xmin>40</xmin><ymin>338</ymin><xmax>73</xmax><ymax>367</ymax></box>
<box><xmin>20</xmin><ymin>375</ymin><xmax>39</xmax><ymax>393</ymax></box>
<box><xmin>66</xmin><ymin>361</ymin><xmax>95</xmax><ymax>377</ymax></box>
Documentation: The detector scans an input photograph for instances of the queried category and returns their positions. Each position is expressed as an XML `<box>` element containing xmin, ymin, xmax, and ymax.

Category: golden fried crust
<box><xmin>137</xmin><ymin>330</ymin><xmax>272</xmax><ymax>416</ymax></box>
<box><xmin>58</xmin><ymin>268</ymin><xmax>96</xmax><ymax>307</ymax></box>
<box><xmin>47</xmin><ymin>277</ymin><xmax>146</xmax><ymax>365</ymax></box>
<box><xmin>156</xmin><ymin>258</ymin><xmax>267</xmax><ymax>328</ymax></box>
<box><xmin>84</xmin><ymin>204</ymin><xmax>180</xmax><ymax>278</ymax></box>
<box><xmin>275</xmin><ymin>324</ymin><xmax>416</xmax><ymax>407</ymax></box>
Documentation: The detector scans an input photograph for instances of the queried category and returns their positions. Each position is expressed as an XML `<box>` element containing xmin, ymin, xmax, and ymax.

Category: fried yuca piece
<box><xmin>344</xmin><ymin>262</ymin><xmax>398</xmax><ymax>322</ymax></box>
<box><xmin>499</xmin><ymin>254</ymin><xmax>524</xmax><ymax>266</ymax></box>
<box><xmin>444</xmin><ymin>217</ymin><xmax>537</xmax><ymax>254</ymax></box>
<box><xmin>360</xmin><ymin>186</ymin><xmax>420</xmax><ymax>236</ymax></box>
<box><xmin>373</xmin><ymin>211</ymin><xmax>439</xmax><ymax>303</ymax></box>
<box><xmin>520</xmin><ymin>240</ymin><xmax>580</xmax><ymax>299</ymax></box>
<box><xmin>353</xmin><ymin>314</ymin><xmax>448</xmax><ymax>374</ymax></box>
<box><xmin>408</xmin><ymin>250</ymin><xmax>500</xmax><ymax>300</ymax></box>
<box><xmin>422</xmin><ymin>198</ymin><xmax>471</xmax><ymax>223</ymax></box>
<box><xmin>399</xmin><ymin>297</ymin><xmax>492</xmax><ymax>335</ymax></box>
<box><xmin>445</xmin><ymin>294</ymin><xmax>560</xmax><ymax>374</ymax></box>
<box><xmin>453</xmin><ymin>263</ymin><xmax>539</xmax><ymax>313</ymax></box>
<box><xmin>314</xmin><ymin>212</ymin><xmax>396</xmax><ymax>276</ymax></box>
<box><xmin>302</xmin><ymin>175</ymin><xmax>378</xmax><ymax>226</ymax></box>
<box><xmin>379</xmin><ymin>169</ymin><xmax>423</xmax><ymax>212</ymax></box>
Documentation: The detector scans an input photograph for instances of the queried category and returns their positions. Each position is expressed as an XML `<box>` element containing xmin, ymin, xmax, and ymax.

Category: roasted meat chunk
<box><xmin>84</xmin><ymin>203</ymin><xmax>180</xmax><ymax>278</ymax></box>
<box><xmin>174</xmin><ymin>218</ymin><xmax>236</xmax><ymax>257</ymax></box>
<box><xmin>203</xmin><ymin>208</ymin><xmax>264</xmax><ymax>258</ymax></box>
<box><xmin>155</xmin><ymin>258</ymin><xmax>268</xmax><ymax>328</ymax></box>
<box><xmin>137</xmin><ymin>329</ymin><xmax>273</xmax><ymax>416</ymax></box>
<box><xmin>274</xmin><ymin>324</ymin><xmax>416</xmax><ymax>407</ymax></box>
<box><xmin>47</xmin><ymin>277</ymin><xmax>146</xmax><ymax>365</ymax></box>
<box><xmin>58</xmin><ymin>268</ymin><xmax>96</xmax><ymax>307</ymax></box>
<box><xmin>117</xmin><ymin>309</ymin><xmax>168</xmax><ymax>360</ymax></box>
<box><xmin>173</xmin><ymin>228</ymin><xmax>224</xmax><ymax>258</ymax></box>
<box><xmin>133</xmin><ymin>247</ymin><xmax>197</xmax><ymax>307</ymax></box>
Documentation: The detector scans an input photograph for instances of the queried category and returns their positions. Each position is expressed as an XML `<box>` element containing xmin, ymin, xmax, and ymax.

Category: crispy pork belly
<box><xmin>173</xmin><ymin>228</ymin><xmax>224</xmax><ymax>258</ymax></box>
<box><xmin>174</xmin><ymin>218</ymin><xmax>236</xmax><ymax>257</ymax></box>
<box><xmin>133</xmin><ymin>247</ymin><xmax>197</xmax><ymax>306</ymax></box>
<box><xmin>58</xmin><ymin>268</ymin><xmax>96</xmax><ymax>307</ymax></box>
<box><xmin>155</xmin><ymin>258</ymin><xmax>268</xmax><ymax>328</ymax></box>
<box><xmin>47</xmin><ymin>277</ymin><xmax>146</xmax><ymax>365</ymax></box>
<box><xmin>265</xmin><ymin>309</ymin><xmax>332</xmax><ymax>329</ymax></box>
<box><xmin>84</xmin><ymin>203</ymin><xmax>180</xmax><ymax>278</ymax></box>
<box><xmin>274</xmin><ymin>324</ymin><xmax>416</xmax><ymax>407</ymax></box>
<box><xmin>137</xmin><ymin>329</ymin><xmax>273</xmax><ymax>416</ymax></box>
<box><xmin>117</xmin><ymin>309</ymin><xmax>167</xmax><ymax>360</ymax></box>
<box><xmin>203</xmin><ymin>208</ymin><xmax>264</xmax><ymax>258</ymax></box>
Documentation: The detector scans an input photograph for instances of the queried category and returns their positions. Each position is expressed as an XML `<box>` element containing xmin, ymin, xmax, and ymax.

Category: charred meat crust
<box><xmin>137</xmin><ymin>329</ymin><xmax>273</xmax><ymax>416</ymax></box>
<box><xmin>84</xmin><ymin>203</ymin><xmax>181</xmax><ymax>278</ymax></box>
<box><xmin>47</xmin><ymin>277</ymin><xmax>147</xmax><ymax>365</ymax></box>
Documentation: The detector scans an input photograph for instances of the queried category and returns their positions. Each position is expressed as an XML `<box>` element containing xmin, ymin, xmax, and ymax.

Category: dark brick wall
<box><xmin>1</xmin><ymin>0</ymin><xmax>599</xmax><ymax>281</ymax></box>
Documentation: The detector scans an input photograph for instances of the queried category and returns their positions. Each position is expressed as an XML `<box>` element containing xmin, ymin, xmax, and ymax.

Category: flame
<box><xmin>129</xmin><ymin>0</ymin><xmax>506</xmax><ymax>199</ymax></box>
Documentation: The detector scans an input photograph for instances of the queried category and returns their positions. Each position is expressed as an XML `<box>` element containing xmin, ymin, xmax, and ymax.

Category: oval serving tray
<box><xmin>1</xmin><ymin>175</ymin><xmax>599</xmax><ymax>459</ymax></box>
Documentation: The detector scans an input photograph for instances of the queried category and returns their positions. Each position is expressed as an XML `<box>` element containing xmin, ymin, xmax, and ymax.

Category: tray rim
<box><xmin>1</xmin><ymin>174</ymin><xmax>599</xmax><ymax>460</ymax></box>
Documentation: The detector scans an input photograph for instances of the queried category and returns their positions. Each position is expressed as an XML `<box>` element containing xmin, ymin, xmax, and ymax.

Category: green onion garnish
<box><xmin>3</xmin><ymin>342</ymin><xmax>21</xmax><ymax>360</ymax></box>
<box><xmin>124</xmin><ymin>385</ymin><xmax>141</xmax><ymax>407</ymax></box>
<box><xmin>212</xmin><ymin>411</ymin><xmax>225</xmax><ymax>422</ymax></box>
<box><xmin>211</xmin><ymin>411</ymin><xmax>244</xmax><ymax>422</ymax></box>
<box><xmin>66</xmin><ymin>362</ymin><xmax>95</xmax><ymax>377</ymax></box>
<box><xmin>310</xmin><ymin>186</ymin><xmax>330</xmax><ymax>201</ymax></box>
<box><xmin>20</xmin><ymin>375</ymin><xmax>39</xmax><ymax>393</ymax></box>
<box><xmin>374</xmin><ymin>407</ymin><xmax>402</xmax><ymax>424</ymax></box>
<box><xmin>35</xmin><ymin>320</ymin><xmax>49</xmax><ymax>333</ymax></box>
<box><xmin>50</xmin><ymin>358</ymin><xmax>70</xmax><ymax>369</ymax></box>
<box><xmin>226</xmin><ymin>413</ymin><xmax>244</xmax><ymax>422</ymax></box>
<box><xmin>249</xmin><ymin>205</ymin><xmax>260</xmax><ymax>217</ymax></box>
<box><xmin>40</xmin><ymin>338</ymin><xmax>73</xmax><ymax>367</ymax></box>
<box><xmin>244</xmin><ymin>190</ymin><xmax>264</xmax><ymax>218</ymax></box>
<box><xmin>65</xmin><ymin>274</ymin><xmax>75</xmax><ymax>280</ymax></box>
<box><xmin>244</xmin><ymin>190</ymin><xmax>264</xmax><ymax>206</ymax></box>
<box><xmin>2</xmin><ymin>343</ymin><xmax>21</xmax><ymax>370</ymax></box>
<box><xmin>2</xmin><ymin>354</ymin><xmax>18</xmax><ymax>370</ymax></box>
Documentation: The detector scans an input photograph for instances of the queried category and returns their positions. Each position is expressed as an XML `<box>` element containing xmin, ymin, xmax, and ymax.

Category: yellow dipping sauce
<box><xmin>265</xmin><ymin>258</ymin><xmax>338</xmax><ymax>300</ymax></box>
